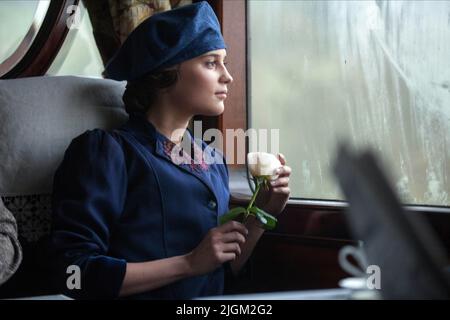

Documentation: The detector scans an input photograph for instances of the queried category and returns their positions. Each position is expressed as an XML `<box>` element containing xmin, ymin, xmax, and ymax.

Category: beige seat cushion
<box><xmin>0</xmin><ymin>76</ymin><xmax>127</xmax><ymax>196</ymax></box>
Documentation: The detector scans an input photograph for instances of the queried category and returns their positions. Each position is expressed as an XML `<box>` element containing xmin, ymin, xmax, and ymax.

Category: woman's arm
<box><xmin>51</xmin><ymin>130</ymin><xmax>129</xmax><ymax>299</ymax></box>
<box><xmin>229</xmin><ymin>217</ymin><xmax>264</xmax><ymax>275</ymax></box>
<box><xmin>229</xmin><ymin>155</ymin><xmax>292</xmax><ymax>275</ymax></box>
<box><xmin>119</xmin><ymin>255</ymin><xmax>190</xmax><ymax>297</ymax></box>
<box><xmin>119</xmin><ymin>220</ymin><xmax>248</xmax><ymax>297</ymax></box>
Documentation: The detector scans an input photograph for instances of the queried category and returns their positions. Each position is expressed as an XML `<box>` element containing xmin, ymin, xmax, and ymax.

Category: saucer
<box><xmin>338</xmin><ymin>277</ymin><xmax>367</xmax><ymax>290</ymax></box>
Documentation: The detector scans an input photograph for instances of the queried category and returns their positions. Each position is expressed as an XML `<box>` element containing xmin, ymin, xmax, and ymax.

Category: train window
<box><xmin>46</xmin><ymin>1</ymin><xmax>103</xmax><ymax>77</ymax></box>
<box><xmin>0</xmin><ymin>0</ymin><xmax>50</xmax><ymax>75</ymax></box>
<box><xmin>248</xmin><ymin>0</ymin><xmax>450</xmax><ymax>206</ymax></box>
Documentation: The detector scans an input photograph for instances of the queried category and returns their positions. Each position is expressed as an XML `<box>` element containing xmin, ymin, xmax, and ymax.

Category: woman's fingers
<box><xmin>218</xmin><ymin>220</ymin><xmax>248</xmax><ymax>236</ymax></box>
<box><xmin>212</xmin><ymin>222</ymin><xmax>248</xmax><ymax>262</ymax></box>
<box><xmin>276</xmin><ymin>165</ymin><xmax>291</xmax><ymax>177</ymax></box>
<box><xmin>222</xmin><ymin>242</ymin><xmax>242</xmax><ymax>256</ymax></box>
<box><xmin>192</xmin><ymin>221</ymin><xmax>249</xmax><ymax>273</ymax></box>
<box><xmin>271</xmin><ymin>187</ymin><xmax>291</xmax><ymax>195</ymax></box>
<box><xmin>221</xmin><ymin>252</ymin><xmax>237</xmax><ymax>262</ymax></box>
<box><xmin>271</xmin><ymin>177</ymin><xmax>289</xmax><ymax>188</ymax></box>
<box><xmin>274</xmin><ymin>165</ymin><xmax>291</xmax><ymax>180</ymax></box>
<box><xmin>221</xmin><ymin>231</ymin><xmax>246</xmax><ymax>245</ymax></box>
<box><xmin>213</xmin><ymin>243</ymin><xmax>241</xmax><ymax>263</ymax></box>
<box><xmin>278</xmin><ymin>153</ymin><xmax>286</xmax><ymax>166</ymax></box>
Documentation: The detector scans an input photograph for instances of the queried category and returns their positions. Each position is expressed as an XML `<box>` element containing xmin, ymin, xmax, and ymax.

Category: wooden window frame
<box><xmin>1</xmin><ymin>0</ymin><xmax>79</xmax><ymax>79</ymax></box>
<box><xmin>194</xmin><ymin>0</ymin><xmax>247</xmax><ymax>169</ymax></box>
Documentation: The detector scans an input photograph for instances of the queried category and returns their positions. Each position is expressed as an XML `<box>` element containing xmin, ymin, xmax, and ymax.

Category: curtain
<box><xmin>83</xmin><ymin>0</ymin><xmax>192</xmax><ymax>66</ymax></box>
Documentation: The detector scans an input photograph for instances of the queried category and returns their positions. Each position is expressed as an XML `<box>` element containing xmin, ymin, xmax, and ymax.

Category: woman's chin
<box><xmin>199</xmin><ymin>104</ymin><xmax>225</xmax><ymax>116</ymax></box>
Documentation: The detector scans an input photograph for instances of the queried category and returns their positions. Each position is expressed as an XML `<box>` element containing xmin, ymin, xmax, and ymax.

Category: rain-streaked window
<box><xmin>249</xmin><ymin>1</ymin><xmax>450</xmax><ymax>206</ymax></box>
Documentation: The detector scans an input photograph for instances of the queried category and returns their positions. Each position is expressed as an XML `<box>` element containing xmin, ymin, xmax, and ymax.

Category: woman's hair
<box><xmin>122</xmin><ymin>67</ymin><xmax>179</xmax><ymax>114</ymax></box>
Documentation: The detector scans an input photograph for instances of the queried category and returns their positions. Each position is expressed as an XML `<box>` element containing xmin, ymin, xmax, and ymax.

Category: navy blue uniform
<box><xmin>50</xmin><ymin>114</ymin><xmax>230</xmax><ymax>299</ymax></box>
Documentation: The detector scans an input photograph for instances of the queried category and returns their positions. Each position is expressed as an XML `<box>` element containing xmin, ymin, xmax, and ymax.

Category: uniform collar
<box><xmin>122</xmin><ymin>113</ymin><xmax>217</xmax><ymax>201</ymax></box>
<box><xmin>124</xmin><ymin>113</ymin><xmax>210</xmax><ymax>172</ymax></box>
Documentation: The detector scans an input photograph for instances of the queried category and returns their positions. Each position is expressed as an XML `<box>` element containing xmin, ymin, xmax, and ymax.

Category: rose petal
<box><xmin>247</xmin><ymin>152</ymin><xmax>282</xmax><ymax>178</ymax></box>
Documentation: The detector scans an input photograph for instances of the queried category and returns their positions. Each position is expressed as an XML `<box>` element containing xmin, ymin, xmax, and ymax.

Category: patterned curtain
<box><xmin>82</xmin><ymin>0</ymin><xmax>193</xmax><ymax>67</ymax></box>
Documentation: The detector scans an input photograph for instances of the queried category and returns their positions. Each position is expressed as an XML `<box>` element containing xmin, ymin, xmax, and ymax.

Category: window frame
<box><xmin>0</xmin><ymin>0</ymin><xmax>79</xmax><ymax>79</ymax></box>
<box><xmin>194</xmin><ymin>0</ymin><xmax>247</xmax><ymax>171</ymax></box>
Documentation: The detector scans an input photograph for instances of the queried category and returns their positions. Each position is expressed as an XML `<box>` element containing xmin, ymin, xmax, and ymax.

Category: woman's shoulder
<box><xmin>64</xmin><ymin>129</ymin><xmax>124</xmax><ymax>161</ymax></box>
<box><xmin>71</xmin><ymin>128</ymin><xmax>120</xmax><ymax>147</ymax></box>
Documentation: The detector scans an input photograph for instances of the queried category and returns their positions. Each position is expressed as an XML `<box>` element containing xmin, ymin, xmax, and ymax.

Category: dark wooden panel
<box><xmin>231</xmin><ymin>197</ymin><xmax>351</xmax><ymax>239</ymax></box>
<box><xmin>220</xmin><ymin>0</ymin><xmax>247</xmax><ymax>168</ymax></box>
<box><xmin>195</xmin><ymin>0</ymin><xmax>247</xmax><ymax>170</ymax></box>
<box><xmin>232</xmin><ymin>196</ymin><xmax>450</xmax><ymax>248</ymax></box>
<box><xmin>227</xmin><ymin>233</ymin><xmax>354</xmax><ymax>293</ymax></box>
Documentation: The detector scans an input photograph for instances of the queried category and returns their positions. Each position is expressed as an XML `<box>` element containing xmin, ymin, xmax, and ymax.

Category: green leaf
<box><xmin>249</xmin><ymin>206</ymin><xmax>278</xmax><ymax>230</ymax></box>
<box><xmin>219</xmin><ymin>206</ymin><xmax>247</xmax><ymax>225</ymax></box>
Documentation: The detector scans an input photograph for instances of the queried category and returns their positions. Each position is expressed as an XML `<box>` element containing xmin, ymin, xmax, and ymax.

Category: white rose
<box><xmin>247</xmin><ymin>152</ymin><xmax>282</xmax><ymax>179</ymax></box>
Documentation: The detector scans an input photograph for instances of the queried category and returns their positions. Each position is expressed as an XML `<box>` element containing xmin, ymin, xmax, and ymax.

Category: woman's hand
<box><xmin>255</xmin><ymin>153</ymin><xmax>291</xmax><ymax>216</ymax></box>
<box><xmin>185</xmin><ymin>221</ymin><xmax>248</xmax><ymax>276</ymax></box>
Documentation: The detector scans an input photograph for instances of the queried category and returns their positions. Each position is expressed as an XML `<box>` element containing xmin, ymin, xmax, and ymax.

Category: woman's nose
<box><xmin>221</xmin><ymin>66</ymin><xmax>233</xmax><ymax>84</ymax></box>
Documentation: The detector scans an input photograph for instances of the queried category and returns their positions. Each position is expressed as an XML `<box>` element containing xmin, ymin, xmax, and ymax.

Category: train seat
<box><xmin>0</xmin><ymin>75</ymin><xmax>127</xmax><ymax>297</ymax></box>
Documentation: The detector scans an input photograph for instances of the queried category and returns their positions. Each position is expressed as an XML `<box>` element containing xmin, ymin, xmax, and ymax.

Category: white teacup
<box><xmin>338</xmin><ymin>245</ymin><xmax>380</xmax><ymax>299</ymax></box>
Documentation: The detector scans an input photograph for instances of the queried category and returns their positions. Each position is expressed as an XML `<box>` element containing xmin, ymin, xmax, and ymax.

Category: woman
<box><xmin>50</xmin><ymin>1</ymin><xmax>291</xmax><ymax>299</ymax></box>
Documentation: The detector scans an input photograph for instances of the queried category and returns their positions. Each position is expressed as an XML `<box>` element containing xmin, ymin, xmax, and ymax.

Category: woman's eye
<box><xmin>206</xmin><ymin>61</ymin><xmax>217</xmax><ymax>68</ymax></box>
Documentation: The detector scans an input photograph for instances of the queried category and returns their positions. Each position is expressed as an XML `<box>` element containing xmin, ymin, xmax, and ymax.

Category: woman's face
<box><xmin>167</xmin><ymin>49</ymin><xmax>233</xmax><ymax>116</ymax></box>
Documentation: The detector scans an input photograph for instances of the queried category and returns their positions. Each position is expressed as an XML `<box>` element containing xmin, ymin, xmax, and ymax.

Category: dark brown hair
<box><xmin>122</xmin><ymin>67</ymin><xmax>179</xmax><ymax>114</ymax></box>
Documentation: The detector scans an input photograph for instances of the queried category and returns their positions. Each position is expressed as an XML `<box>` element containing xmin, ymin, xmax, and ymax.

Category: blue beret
<box><xmin>104</xmin><ymin>1</ymin><xmax>226</xmax><ymax>82</ymax></box>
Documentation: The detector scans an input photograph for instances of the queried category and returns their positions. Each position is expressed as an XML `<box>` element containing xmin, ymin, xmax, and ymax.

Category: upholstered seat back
<box><xmin>0</xmin><ymin>75</ymin><xmax>127</xmax><ymax>297</ymax></box>
<box><xmin>0</xmin><ymin>76</ymin><xmax>127</xmax><ymax>243</ymax></box>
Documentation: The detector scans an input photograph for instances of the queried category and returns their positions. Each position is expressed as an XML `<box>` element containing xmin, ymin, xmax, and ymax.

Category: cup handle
<box><xmin>338</xmin><ymin>245</ymin><xmax>367</xmax><ymax>277</ymax></box>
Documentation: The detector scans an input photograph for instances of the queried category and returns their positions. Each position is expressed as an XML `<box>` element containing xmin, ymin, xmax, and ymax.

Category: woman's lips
<box><xmin>215</xmin><ymin>92</ymin><xmax>227</xmax><ymax>99</ymax></box>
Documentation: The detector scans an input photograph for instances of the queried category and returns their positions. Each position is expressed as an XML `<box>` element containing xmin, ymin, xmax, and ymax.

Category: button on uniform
<box><xmin>208</xmin><ymin>199</ymin><xmax>217</xmax><ymax>210</ymax></box>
